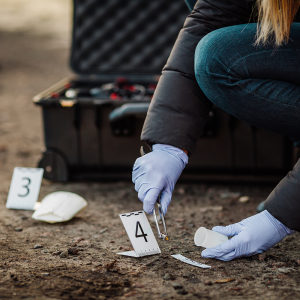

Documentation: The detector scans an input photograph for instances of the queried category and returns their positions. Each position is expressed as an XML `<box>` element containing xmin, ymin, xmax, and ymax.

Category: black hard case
<box><xmin>34</xmin><ymin>0</ymin><xmax>295</xmax><ymax>183</ymax></box>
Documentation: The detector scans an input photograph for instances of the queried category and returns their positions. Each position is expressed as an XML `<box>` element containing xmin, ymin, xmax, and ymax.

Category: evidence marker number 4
<box><xmin>118</xmin><ymin>211</ymin><xmax>161</xmax><ymax>257</ymax></box>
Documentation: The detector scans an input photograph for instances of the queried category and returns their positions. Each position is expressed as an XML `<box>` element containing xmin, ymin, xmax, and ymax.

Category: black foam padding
<box><xmin>71</xmin><ymin>0</ymin><xmax>189</xmax><ymax>75</ymax></box>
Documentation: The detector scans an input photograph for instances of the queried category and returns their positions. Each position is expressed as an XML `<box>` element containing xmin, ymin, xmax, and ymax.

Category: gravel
<box><xmin>59</xmin><ymin>251</ymin><xmax>68</xmax><ymax>258</ymax></box>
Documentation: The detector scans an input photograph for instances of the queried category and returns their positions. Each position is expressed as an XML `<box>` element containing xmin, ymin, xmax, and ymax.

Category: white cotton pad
<box><xmin>32</xmin><ymin>191</ymin><xmax>87</xmax><ymax>223</ymax></box>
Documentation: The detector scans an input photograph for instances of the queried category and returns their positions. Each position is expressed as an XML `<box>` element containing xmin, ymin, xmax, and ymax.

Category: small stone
<box><xmin>215</xmin><ymin>279</ymin><xmax>235</xmax><ymax>283</ymax></box>
<box><xmin>98</xmin><ymin>296</ymin><xmax>106</xmax><ymax>300</ymax></box>
<box><xmin>34</xmin><ymin>244</ymin><xmax>42</xmax><ymax>249</ymax></box>
<box><xmin>178</xmin><ymin>188</ymin><xmax>185</xmax><ymax>195</ymax></box>
<box><xmin>68</xmin><ymin>247</ymin><xmax>78</xmax><ymax>255</ymax></box>
<box><xmin>15</xmin><ymin>228</ymin><xmax>22</xmax><ymax>232</ymax></box>
<box><xmin>176</xmin><ymin>289</ymin><xmax>187</xmax><ymax>295</ymax></box>
<box><xmin>204</xmin><ymin>280</ymin><xmax>212</xmax><ymax>285</ymax></box>
<box><xmin>297</xmin><ymin>259</ymin><xmax>300</xmax><ymax>265</ymax></box>
<box><xmin>220</xmin><ymin>192</ymin><xmax>241</xmax><ymax>199</ymax></box>
<box><xmin>78</xmin><ymin>240</ymin><xmax>91</xmax><ymax>247</ymax></box>
<box><xmin>278</xmin><ymin>268</ymin><xmax>295</xmax><ymax>274</ymax></box>
<box><xmin>183</xmin><ymin>250</ymin><xmax>192</xmax><ymax>253</ymax></box>
<box><xmin>52</xmin><ymin>250</ymin><xmax>61</xmax><ymax>256</ymax></box>
<box><xmin>110</xmin><ymin>240</ymin><xmax>115</xmax><ymax>243</ymax></box>
<box><xmin>73</xmin><ymin>257</ymin><xmax>79</xmax><ymax>260</ymax></box>
<box><xmin>173</xmin><ymin>283</ymin><xmax>183</xmax><ymax>290</ymax></box>
<box><xmin>199</xmin><ymin>206</ymin><xmax>223</xmax><ymax>213</ymax></box>
<box><xmin>238</xmin><ymin>196</ymin><xmax>250</xmax><ymax>203</ymax></box>
<box><xmin>70</xmin><ymin>237</ymin><xmax>84</xmax><ymax>245</ymax></box>
<box><xmin>100</xmin><ymin>228</ymin><xmax>107</xmax><ymax>234</ymax></box>
<box><xmin>259</xmin><ymin>253</ymin><xmax>267</xmax><ymax>261</ymax></box>
<box><xmin>41</xmin><ymin>273</ymin><xmax>49</xmax><ymax>276</ymax></box>
<box><xmin>41</xmin><ymin>249</ymin><xmax>49</xmax><ymax>253</ymax></box>
<box><xmin>124</xmin><ymin>287</ymin><xmax>130</xmax><ymax>293</ymax></box>
<box><xmin>60</xmin><ymin>251</ymin><xmax>68</xmax><ymax>258</ymax></box>
<box><xmin>163</xmin><ymin>274</ymin><xmax>172</xmax><ymax>281</ymax></box>
<box><xmin>20</xmin><ymin>216</ymin><xmax>28</xmax><ymax>220</ymax></box>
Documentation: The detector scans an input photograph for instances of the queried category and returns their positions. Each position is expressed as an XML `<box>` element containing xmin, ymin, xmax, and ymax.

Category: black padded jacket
<box><xmin>141</xmin><ymin>0</ymin><xmax>300</xmax><ymax>231</ymax></box>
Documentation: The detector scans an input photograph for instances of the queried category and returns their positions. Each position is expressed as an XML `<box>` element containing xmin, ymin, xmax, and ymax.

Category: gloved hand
<box><xmin>201</xmin><ymin>210</ymin><xmax>294</xmax><ymax>261</ymax></box>
<box><xmin>132</xmin><ymin>144</ymin><xmax>188</xmax><ymax>215</ymax></box>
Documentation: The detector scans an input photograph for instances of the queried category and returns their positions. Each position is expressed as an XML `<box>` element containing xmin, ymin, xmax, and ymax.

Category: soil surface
<box><xmin>0</xmin><ymin>2</ymin><xmax>300</xmax><ymax>300</ymax></box>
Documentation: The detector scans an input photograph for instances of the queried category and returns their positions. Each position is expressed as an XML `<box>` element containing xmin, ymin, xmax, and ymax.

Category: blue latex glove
<box><xmin>202</xmin><ymin>210</ymin><xmax>294</xmax><ymax>261</ymax></box>
<box><xmin>132</xmin><ymin>144</ymin><xmax>188</xmax><ymax>215</ymax></box>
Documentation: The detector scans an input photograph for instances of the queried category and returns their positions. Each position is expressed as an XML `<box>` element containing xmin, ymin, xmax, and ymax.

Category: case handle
<box><xmin>109</xmin><ymin>103</ymin><xmax>150</xmax><ymax>122</ymax></box>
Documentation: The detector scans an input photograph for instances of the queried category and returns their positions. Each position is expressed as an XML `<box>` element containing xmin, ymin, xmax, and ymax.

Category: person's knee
<box><xmin>195</xmin><ymin>24</ymin><xmax>258</xmax><ymax>90</ymax></box>
<box><xmin>194</xmin><ymin>30</ymin><xmax>227</xmax><ymax>96</ymax></box>
<box><xmin>194</xmin><ymin>25</ymin><xmax>254</xmax><ymax>97</ymax></box>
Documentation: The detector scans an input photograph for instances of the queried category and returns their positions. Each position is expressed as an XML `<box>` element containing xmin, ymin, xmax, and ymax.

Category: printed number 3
<box><xmin>18</xmin><ymin>177</ymin><xmax>31</xmax><ymax>197</ymax></box>
<box><xmin>135</xmin><ymin>221</ymin><xmax>148</xmax><ymax>242</ymax></box>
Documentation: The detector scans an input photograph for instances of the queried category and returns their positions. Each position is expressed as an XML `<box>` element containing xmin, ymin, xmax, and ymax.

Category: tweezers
<box><xmin>140</xmin><ymin>146</ymin><xmax>169</xmax><ymax>241</ymax></box>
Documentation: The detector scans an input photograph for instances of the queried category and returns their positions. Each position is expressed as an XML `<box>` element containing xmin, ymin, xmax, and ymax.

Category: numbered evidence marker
<box><xmin>118</xmin><ymin>211</ymin><xmax>161</xmax><ymax>257</ymax></box>
<box><xmin>6</xmin><ymin>167</ymin><xmax>44</xmax><ymax>210</ymax></box>
<box><xmin>171</xmin><ymin>254</ymin><xmax>211</xmax><ymax>269</ymax></box>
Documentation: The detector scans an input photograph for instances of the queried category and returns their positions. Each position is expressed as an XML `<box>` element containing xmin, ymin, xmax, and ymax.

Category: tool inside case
<box><xmin>46</xmin><ymin>77</ymin><xmax>156</xmax><ymax>102</ymax></box>
<box><xmin>35</xmin><ymin>0</ymin><xmax>189</xmax><ymax>105</ymax></box>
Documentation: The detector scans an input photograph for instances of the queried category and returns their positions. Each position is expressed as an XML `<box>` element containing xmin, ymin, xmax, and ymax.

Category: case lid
<box><xmin>71</xmin><ymin>0</ymin><xmax>189</xmax><ymax>78</ymax></box>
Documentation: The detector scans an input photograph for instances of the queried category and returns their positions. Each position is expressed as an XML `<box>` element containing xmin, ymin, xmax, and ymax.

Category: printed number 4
<box><xmin>135</xmin><ymin>221</ymin><xmax>148</xmax><ymax>242</ymax></box>
<box><xmin>18</xmin><ymin>177</ymin><xmax>31</xmax><ymax>197</ymax></box>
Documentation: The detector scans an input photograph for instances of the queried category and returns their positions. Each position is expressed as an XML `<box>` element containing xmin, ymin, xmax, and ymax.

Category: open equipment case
<box><xmin>34</xmin><ymin>0</ymin><xmax>295</xmax><ymax>183</ymax></box>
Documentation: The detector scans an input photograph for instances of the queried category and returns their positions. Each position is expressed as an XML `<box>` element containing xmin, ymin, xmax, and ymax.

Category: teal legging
<box><xmin>194</xmin><ymin>23</ymin><xmax>300</xmax><ymax>145</ymax></box>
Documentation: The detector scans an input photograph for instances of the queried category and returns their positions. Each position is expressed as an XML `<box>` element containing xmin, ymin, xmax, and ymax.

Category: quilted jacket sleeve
<box><xmin>265</xmin><ymin>158</ymin><xmax>300</xmax><ymax>231</ymax></box>
<box><xmin>141</xmin><ymin>0</ymin><xmax>256</xmax><ymax>154</ymax></box>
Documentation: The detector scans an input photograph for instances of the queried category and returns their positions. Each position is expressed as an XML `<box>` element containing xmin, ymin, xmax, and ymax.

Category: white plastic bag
<box><xmin>32</xmin><ymin>191</ymin><xmax>87</xmax><ymax>223</ymax></box>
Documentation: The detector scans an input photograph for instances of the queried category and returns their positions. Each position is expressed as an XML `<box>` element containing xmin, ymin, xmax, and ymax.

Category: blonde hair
<box><xmin>256</xmin><ymin>0</ymin><xmax>300</xmax><ymax>45</ymax></box>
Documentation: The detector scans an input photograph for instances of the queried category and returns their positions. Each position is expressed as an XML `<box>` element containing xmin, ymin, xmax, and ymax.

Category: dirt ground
<box><xmin>1</xmin><ymin>2</ymin><xmax>300</xmax><ymax>300</ymax></box>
